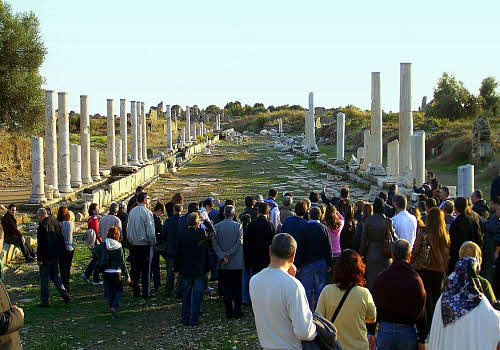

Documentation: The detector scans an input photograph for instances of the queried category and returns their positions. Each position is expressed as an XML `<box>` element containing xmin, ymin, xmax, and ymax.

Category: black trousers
<box><xmin>130</xmin><ymin>245</ymin><xmax>153</xmax><ymax>298</ymax></box>
<box><xmin>58</xmin><ymin>250</ymin><xmax>74</xmax><ymax>292</ymax></box>
<box><xmin>417</xmin><ymin>269</ymin><xmax>445</xmax><ymax>335</ymax></box>
<box><xmin>219</xmin><ymin>269</ymin><xmax>242</xmax><ymax>317</ymax></box>
<box><xmin>5</xmin><ymin>236</ymin><xmax>36</xmax><ymax>261</ymax></box>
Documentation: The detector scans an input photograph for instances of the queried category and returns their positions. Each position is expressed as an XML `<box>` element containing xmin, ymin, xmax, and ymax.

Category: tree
<box><xmin>0</xmin><ymin>3</ymin><xmax>46</xmax><ymax>134</ymax></box>
<box><xmin>427</xmin><ymin>73</ymin><xmax>480</xmax><ymax>120</ymax></box>
<box><xmin>224</xmin><ymin>101</ymin><xmax>243</xmax><ymax>116</ymax></box>
<box><xmin>204</xmin><ymin>104</ymin><xmax>221</xmax><ymax>115</ymax></box>
<box><xmin>479</xmin><ymin>77</ymin><xmax>499</xmax><ymax>115</ymax></box>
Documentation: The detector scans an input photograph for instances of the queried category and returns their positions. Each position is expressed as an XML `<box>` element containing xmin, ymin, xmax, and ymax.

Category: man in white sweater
<box><xmin>250</xmin><ymin>233</ymin><xmax>316</xmax><ymax>350</ymax></box>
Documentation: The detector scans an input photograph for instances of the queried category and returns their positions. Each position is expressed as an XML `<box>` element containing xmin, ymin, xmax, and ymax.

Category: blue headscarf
<box><xmin>441</xmin><ymin>257</ymin><xmax>483</xmax><ymax>326</ymax></box>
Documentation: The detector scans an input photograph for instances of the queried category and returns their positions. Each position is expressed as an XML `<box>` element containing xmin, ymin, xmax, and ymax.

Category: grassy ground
<box><xmin>7</xmin><ymin>136</ymin><xmax>364</xmax><ymax>350</ymax></box>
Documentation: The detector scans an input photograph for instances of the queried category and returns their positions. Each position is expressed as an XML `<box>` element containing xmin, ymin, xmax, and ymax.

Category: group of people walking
<box><xmin>0</xmin><ymin>169</ymin><xmax>499</xmax><ymax>350</ymax></box>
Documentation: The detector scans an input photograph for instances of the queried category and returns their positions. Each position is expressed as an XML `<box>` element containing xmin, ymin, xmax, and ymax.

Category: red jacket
<box><xmin>87</xmin><ymin>216</ymin><xmax>101</xmax><ymax>243</ymax></box>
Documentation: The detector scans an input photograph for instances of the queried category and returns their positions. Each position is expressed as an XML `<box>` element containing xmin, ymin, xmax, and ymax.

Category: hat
<box><xmin>205</xmin><ymin>197</ymin><xmax>216</xmax><ymax>203</ymax></box>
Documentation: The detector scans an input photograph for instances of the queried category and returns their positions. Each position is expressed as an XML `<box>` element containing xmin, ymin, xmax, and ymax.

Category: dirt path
<box><xmin>7</xmin><ymin>136</ymin><xmax>367</xmax><ymax>350</ymax></box>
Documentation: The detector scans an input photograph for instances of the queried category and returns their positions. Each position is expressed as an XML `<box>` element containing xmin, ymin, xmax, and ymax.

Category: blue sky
<box><xmin>10</xmin><ymin>0</ymin><xmax>500</xmax><ymax>115</ymax></box>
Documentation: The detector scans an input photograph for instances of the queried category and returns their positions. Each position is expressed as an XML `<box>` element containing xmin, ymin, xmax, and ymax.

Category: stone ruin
<box><xmin>471</xmin><ymin>115</ymin><xmax>492</xmax><ymax>162</ymax></box>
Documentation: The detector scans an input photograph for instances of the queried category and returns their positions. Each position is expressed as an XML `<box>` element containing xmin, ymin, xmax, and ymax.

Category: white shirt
<box><xmin>392</xmin><ymin>210</ymin><xmax>417</xmax><ymax>247</ymax></box>
<box><xmin>250</xmin><ymin>267</ymin><xmax>316</xmax><ymax>350</ymax></box>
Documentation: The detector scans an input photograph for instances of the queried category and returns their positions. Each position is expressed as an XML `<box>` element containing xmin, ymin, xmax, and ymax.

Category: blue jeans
<box><xmin>181</xmin><ymin>276</ymin><xmax>205</xmax><ymax>326</ymax></box>
<box><xmin>376</xmin><ymin>322</ymin><xmax>417</xmax><ymax>350</ymax></box>
<box><xmin>299</xmin><ymin>259</ymin><xmax>327</xmax><ymax>311</ymax></box>
<box><xmin>151</xmin><ymin>250</ymin><xmax>163</xmax><ymax>292</ymax></box>
<box><xmin>241</xmin><ymin>267</ymin><xmax>252</xmax><ymax>303</ymax></box>
<box><xmin>103</xmin><ymin>273</ymin><xmax>123</xmax><ymax>309</ymax></box>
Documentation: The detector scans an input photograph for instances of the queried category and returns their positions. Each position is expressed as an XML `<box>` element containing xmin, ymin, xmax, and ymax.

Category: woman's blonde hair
<box><xmin>317</xmin><ymin>204</ymin><xmax>327</xmax><ymax>221</ymax></box>
<box><xmin>425</xmin><ymin>207</ymin><xmax>450</xmax><ymax>250</ymax></box>
<box><xmin>459</xmin><ymin>241</ymin><xmax>482</xmax><ymax>265</ymax></box>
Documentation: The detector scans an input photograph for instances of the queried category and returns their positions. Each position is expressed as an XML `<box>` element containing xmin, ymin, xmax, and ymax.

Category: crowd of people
<box><xmin>0</xmin><ymin>170</ymin><xmax>499</xmax><ymax>349</ymax></box>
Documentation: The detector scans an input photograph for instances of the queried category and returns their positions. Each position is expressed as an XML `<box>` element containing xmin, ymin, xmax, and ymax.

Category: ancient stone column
<box><xmin>29</xmin><ymin>137</ymin><xmax>47</xmax><ymax>203</ymax></box>
<box><xmin>130</xmin><ymin>101</ymin><xmax>140</xmax><ymax>166</ymax></box>
<box><xmin>120</xmin><ymin>98</ymin><xmax>128</xmax><ymax>165</ymax></box>
<box><xmin>337</xmin><ymin>112</ymin><xmax>345</xmax><ymax>161</ymax></box>
<box><xmin>80</xmin><ymin>95</ymin><xmax>92</xmax><ymax>184</ymax></box>
<box><xmin>166</xmin><ymin>105</ymin><xmax>173</xmax><ymax>152</ymax></box>
<box><xmin>215</xmin><ymin>114</ymin><xmax>220</xmax><ymax>131</ymax></box>
<box><xmin>180</xmin><ymin>127</ymin><xmax>186</xmax><ymax>146</ymax></box>
<box><xmin>70</xmin><ymin>144</ymin><xmax>82</xmax><ymax>188</ymax></box>
<box><xmin>303</xmin><ymin>92</ymin><xmax>318</xmax><ymax>152</ymax></box>
<box><xmin>411</xmin><ymin>131</ymin><xmax>426</xmax><ymax>187</ymax></box>
<box><xmin>115</xmin><ymin>138</ymin><xmax>122</xmax><ymax>166</ymax></box>
<box><xmin>387</xmin><ymin>139</ymin><xmax>400</xmax><ymax>178</ymax></box>
<box><xmin>141</xmin><ymin>102</ymin><xmax>148</xmax><ymax>162</ymax></box>
<box><xmin>200</xmin><ymin>121</ymin><xmax>204</xmax><ymax>137</ymax></box>
<box><xmin>44</xmin><ymin>90</ymin><xmax>59</xmax><ymax>197</ymax></box>
<box><xmin>186</xmin><ymin>106</ymin><xmax>192</xmax><ymax>142</ymax></box>
<box><xmin>458</xmin><ymin>164</ymin><xmax>475</xmax><ymax>198</ymax></box>
<box><xmin>57</xmin><ymin>92</ymin><xmax>72</xmax><ymax>193</ymax></box>
<box><xmin>371</xmin><ymin>72</ymin><xmax>383</xmax><ymax>165</ymax></box>
<box><xmin>91</xmin><ymin>148</ymin><xmax>101</xmax><ymax>181</ymax></box>
<box><xmin>107</xmin><ymin>99</ymin><xmax>115</xmax><ymax>168</ymax></box>
<box><xmin>137</xmin><ymin>101</ymin><xmax>143</xmax><ymax>164</ymax></box>
<box><xmin>399</xmin><ymin>63</ymin><xmax>413</xmax><ymax>181</ymax></box>
<box><xmin>363</xmin><ymin>129</ymin><xmax>372</xmax><ymax>166</ymax></box>
<box><xmin>193</xmin><ymin>121</ymin><xmax>198</xmax><ymax>141</ymax></box>
<box><xmin>278</xmin><ymin>118</ymin><xmax>283</xmax><ymax>134</ymax></box>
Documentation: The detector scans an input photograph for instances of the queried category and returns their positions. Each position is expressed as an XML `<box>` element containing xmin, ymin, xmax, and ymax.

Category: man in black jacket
<box><xmin>298</xmin><ymin>206</ymin><xmax>332</xmax><ymax>311</ymax></box>
<box><xmin>1</xmin><ymin>204</ymin><xmax>36</xmax><ymax>262</ymax></box>
<box><xmin>126</xmin><ymin>186</ymin><xmax>144</xmax><ymax>213</ymax></box>
<box><xmin>448</xmin><ymin>197</ymin><xmax>483</xmax><ymax>274</ymax></box>
<box><xmin>244</xmin><ymin>203</ymin><xmax>276</xmax><ymax>276</ymax></box>
<box><xmin>174</xmin><ymin>212</ymin><xmax>210</xmax><ymax>326</ymax></box>
<box><xmin>162</xmin><ymin>204</ymin><xmax>182</xmax><ymax>297</ymax></box>
<box><xmin>471</xmin><ymin>190</ymin><xmax>490</xmax><ymax>219</ymax></box>
<box><xmin>36</xmin><ymin>208</ymin><xmax>69</xmax><ymax>306</ymax></box>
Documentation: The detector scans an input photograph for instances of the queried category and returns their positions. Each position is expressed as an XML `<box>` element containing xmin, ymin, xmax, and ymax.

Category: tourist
<box><xmin>56</xmin><ymin>206</ymin><xmax>74</xmax><ymax>292</ymax></box>
<box><xmin>317</xmin><ymin>203</ymin><xmax>327</xmax><ymax>222</ymax></box>
<box><xmin>303</xmin><ymin>198</ymin><xmax>312</xmax><ymax>220</ymax></box>
<box><xmin>459</xmin><ymin>241</ymin><xmax>496</xmax><ymax>304</ymax></box>
<box><xmin>323</xmin><ymin>204</ymin><xmax>344</xmax><ymax>264</ymax></box>
<box><xmin>387</xmin><ymin>184</ymin><xmax>397</xmax><ymax>207</ymax></box>
<box><xmin>162</xmin><ymin>203</ymin><xmax>182</xmax><ymax>297</ymax></box>
<box><xmin>360</xmin><ymin>198</ymin><xmax>396</xmax><ymax>289</ymax></box>
<box><xmin>316</xmin><ymin>249</ymin><xmax>376</xmax><ymax>350</ymax></box>
<box><xmin>340</xmin><ymin>202</ymin><xmax>357</xmax><ymax>251</ymax></box>
<box><xmin>253</xmin><ymin>194</ymin><xmax>264</xmax><ymax>209</ymax></box>
<box><xmin>279</xmin><ymin>195</ymin><xmax>295</xmax><ymax>221</ymax></box>
<box><xmin>299</xmin><ymin>206</ymin><xmax>333</xmax><ymax>310</ymax></box>
<box><xmin>175</xmin><ymin>212</ymin><xmax>210</xmax><ymax>326</ymax></box>
<box><xmin>264</xmin><ymin>188</ymin><xmax>281</xmax><ymax>230</ymax></box>
<box><xmin>417</xmin><ymin>201</ymin><xmax>427</xmax><ymax>223</ymax></box>
<box><xmin>413</xmin><ymin>171</ymin><xmax>435</xmax><ymax>194</ymax></box>
<box><xmin>491</xmin><ymin>170</ymin><xmax>500</xmax><ymax>206</ymax></box>
<box><xmin>117</xmin><ymin>202</ymin><xmax>129</xmax><ymax>247</ymax></box>
<box><xmin>200</xmin><ymin>198</ymin><xmax>215</xmax><ymax>222</ymax></box>
<box><xmin>428</xmin><ymin>257</ymin><xmax>500</xmax><ymax>350</ymax></box>
<box><xmin>244</xmin><ymin>203</ymin><xmax>276</xmax><ymax>276</ymax></box>
<box><xmin>353</xmin><ymin>203</ymin><xmax>373</xmax><ymax>253</ymax></box>
<box><xmin>171</xmin><ymin>192</ymin><xmax>184</xmax><ymax>205</ymax></box>
<box><xmin>36</xmin><ymin>208</ymin><xmax>70</xmax><ymax>306</ymax></box>
<box><xmin>250</xmin><ymin>233</ymin><xmax>316</xmax><ymax>349</ymax></box>
<box><xmin>409</xmin><ymin>206</ymin><xmax>425</xmax><ymax>231</ymax></box>
<box><xmin>471</xmin><ymin>189</ymin><xmax>490</xmax><ymax>219</ymax></box>
<box><xmin>309</xmin><ymin>192</ymin><xmax>319</xmax><ymax>207</ymax></box>
<box><xmin>483</xmin><ymin>201</ymin><xmax>500</xmax><ymax>283</ymax></box>
<box><xmin>179</xmin><ymin>202</ymin><xmax>200</xmax><ymax>231</ymax></box>
<box><xmin>321</xmin><ymin>184</ymin><xmax>349</xmax><ymax>207</ymax></box>
<box><xmin>127</xmin><ymin>186</ymin><xmax>144</xmax><ymax>213</ymax></box>
<box><xmin>213</xmin><ymin>205</ymin><xmax>244</xmax><ymax>318</ymax></box>
<box><xmin>280</xmin><ymin>200</ymin><xmax>308</xmax><ymax>248</ymax></box>
<box><xmin>240</xmin><ymin>213</ymin><xmax>253</xmax><ymax>304</ymax></box>
<box><xmin>448</xmin><ymin>197</ymin><xmax>483</xmax><ymax>274</ymax></box>
<box><xmin>94</xmin><ymin>226</ymin><xmax>130</xmax><ymax>319</ymax></box>
<box><xmin>378</xmin><ymin>192</ymin><xmax>395</xmax><ymax>218</ymax></box>
<box><xmin>424</xmin><ymin>198</ymin><xmax>437</xmax><ymax>213</ymax></box>
<box><xmin>411</xmin><ymin>207</ymin><xmax>450</xmax><ymax>337</ymax></box>
<box><xmin>151</xmin><ymin>201</ymin><xmax>165</xmax><ymax>293</ymax></box>
<box><xmin>127</xmin><ymin>192</ymin><xmax>156</xmax><ymax>298</ymax></box>
<box><xmin>438</xmin><ymin>186</ymin><xmax>451</xmax><ymax>209</ymax></box>
<box><xmin>0</xmin><ymin>277</ymin><xmax>24</xmax><ymax>348</ymax></box>
<box><xmin>392</xmin><ymin>194</ymin><xmax>417</xmax><ymax>247</ymax></box>
<box><xmin>354</xmin><ymin>200</ymin><xmax>365</xmax><ymax>223</ymax></box>
<box><xmin>239</xmin><ymin>196</ymin><xmax>257</xmax><ymax>222</ymax></box>
<box><xmin>82</xmin><ymin>203</ymin><xmax>102</xmax><ymax>285</ymax></box>
<box><xmin>372</xmin><ymin>239</ymin><xmax>426</xmax><ymax>350</ymax></box>
<box><xmin>442</xmin><ymin>200</ymin><xmax>455</xmax><ymax>231</ymax></box>
<box><xmin>0</xmin><ymin>204</ymin><xmax>36</xmax><ymax>262</ymax></box>
<box><xmin>97</xmin><ymin>203</ymin><xmax>122</xmax><ymax>243</ymax></box>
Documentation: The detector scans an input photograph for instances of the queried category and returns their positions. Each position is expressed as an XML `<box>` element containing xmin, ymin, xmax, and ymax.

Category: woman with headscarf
<box><xmin>428</xmin><ymin>257</ymin><xmax>500</xmax><ymax>350</ymax></box>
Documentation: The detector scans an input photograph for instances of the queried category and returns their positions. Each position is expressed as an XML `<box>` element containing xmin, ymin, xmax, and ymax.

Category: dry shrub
<box><xmin>437</xmin><ymin>135</ymin><xmax>472</xmax><ymax>164</ymax></box>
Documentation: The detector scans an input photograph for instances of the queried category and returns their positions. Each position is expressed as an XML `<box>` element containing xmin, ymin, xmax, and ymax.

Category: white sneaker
<box><xmin>93</xmin><ymin>281</ymin><xmax>103</xmax><ymax>286</ymax></box>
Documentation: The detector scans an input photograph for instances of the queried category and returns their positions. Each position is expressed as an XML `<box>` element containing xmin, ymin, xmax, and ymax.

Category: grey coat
<box><xmin>213</xmin><ymin>218</ymin><xmax>244</xmax><ymax>270</ymax></box>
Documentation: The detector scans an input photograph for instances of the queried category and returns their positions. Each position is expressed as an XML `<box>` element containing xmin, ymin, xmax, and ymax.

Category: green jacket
<box><xmin>93</xmin><ymin>239</ymin><xmax>129</xmax><ymax>279</ymax></box>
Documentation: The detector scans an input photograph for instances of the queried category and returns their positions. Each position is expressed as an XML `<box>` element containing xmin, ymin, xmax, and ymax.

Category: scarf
<box><xmin>441</xmin><ymin>257</ymin><xmax>483</xmax><ymax>326</ymax></box>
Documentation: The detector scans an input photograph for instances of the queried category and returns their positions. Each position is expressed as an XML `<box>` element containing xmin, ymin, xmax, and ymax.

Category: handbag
<box><xmin>382</xmin><ymin>218</ymin><xmax>395</xmax><ymax>258</ymax></box>
<box><xmin>411</xmin><ymin>230</ymin><xmax>432</xmax><ymax>270</ymax></box>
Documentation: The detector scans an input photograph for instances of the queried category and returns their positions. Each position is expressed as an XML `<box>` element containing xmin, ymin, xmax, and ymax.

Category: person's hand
<box><xmin>126</xmin><ymin>277</ymin><xmax>131</xmax><ymax>284</ymax></box>
<box><xmin>12</xmin><ymin>305</ymin><xmax>24</xmax><ymax>319</ymax></box>
<box><xmin>21</xmin><ymin>236</ymin><xmax>25</xmax><ymax>245</ymax></box>
<box><xmin>287</xmin><ymin>264</ymin><xmax>297</xmax><ymax>277</ymax></box>
<box><xmin>417</xmin><ymin>342</ymin><xmax>426</xmax><ymax>350</ymax></box>
<box><xmin>368</xmin><ymin>335</ymin><xmax>376</xmax><ymax>350</ymax></box>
